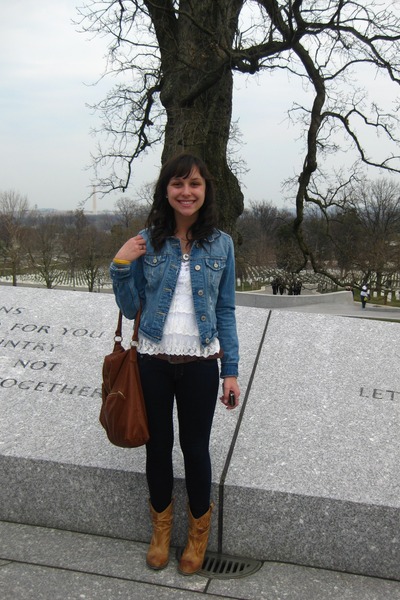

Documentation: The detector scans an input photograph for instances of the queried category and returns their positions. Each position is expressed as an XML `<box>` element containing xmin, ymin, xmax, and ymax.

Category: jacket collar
<box><xmin>141</xmin><ymin>227</ymin><xmax>221</xmax><ymax>246</ymax></box>
<box><xmin>167</xmin><ymin>228</ymin><xmax>221</xmax><ymax>244</ymax></box>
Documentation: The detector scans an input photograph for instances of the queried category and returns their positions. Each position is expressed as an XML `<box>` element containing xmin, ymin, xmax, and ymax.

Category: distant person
<box><xmin>271</xmin><ymin>278</ymin><xmax>279</xmax><ymax>295</ymax></box>
<box><xmin>278</xmin><ymin>278</ymin><xmax>285</xmax><ymax>295</ymax></box>
<box><xmin>360</xmin><ymin>284</ymin><xmax>370</xmax><ymax>309</ymax></box>
<box><xmin>295</xmin><ymin>280</ymin><xmax>302</xmax><ymax>295</ymax></box>
<box><xmin>110</xmin><ymin>153</ymin><xmax>240</xmax><ymax>575</ymax></box>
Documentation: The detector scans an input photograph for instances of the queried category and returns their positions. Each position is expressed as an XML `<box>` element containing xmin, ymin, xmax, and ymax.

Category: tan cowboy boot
<box><xmin>146</xmin><ymin>500</ymin><xmax>173</xmax><ymax>570</ymax></box>
<box><xmin>178</xmin><ymin>503</ymin><xmax>214</xmax><ymax>575</ymax></box>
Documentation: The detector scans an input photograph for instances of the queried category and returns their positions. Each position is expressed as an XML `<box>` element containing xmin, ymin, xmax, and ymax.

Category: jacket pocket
<box><xmin>205</xmin><ymin>258</ymin><xmax>226</xmax><ymax>288</ymax></box>
<box><xmin>143</xmin><ymin>254</ymin><xmax>168</xmax><ymax>289</ymax></box>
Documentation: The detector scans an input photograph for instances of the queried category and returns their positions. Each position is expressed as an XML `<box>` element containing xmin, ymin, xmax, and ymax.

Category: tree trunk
<box><xmin>376</xmin><ymin>271</ymin><xmax>382</xmax><ymax>296</ymax></box>
<box><xmin>147</xmin><ymin>0</ymin><xmax>244</xmax><ymax>236</ymax></box>
<box><xmin>162</xmin><ymin>72</ymin><xmax>243</xmax><ymax>235</ymax></box>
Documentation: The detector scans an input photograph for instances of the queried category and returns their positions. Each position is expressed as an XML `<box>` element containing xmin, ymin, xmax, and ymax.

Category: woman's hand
<box><xmin>220</xmin><ymin>377</ymin><xmax>240</xmax><ymax>410</ymax></box>
<box><xmin>114</xmin><ymin>235</ymin><xmax>147</xmax><ymax>262</ymax></box>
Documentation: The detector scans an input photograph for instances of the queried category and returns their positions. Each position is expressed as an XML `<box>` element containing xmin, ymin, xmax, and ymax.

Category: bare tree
<box><xmin>110</xmin><ymin>197</ymin><xmax>147</xmax><ymax>250</ymax></box>
<box><xmin>77</xmin><ymin>1</ymin><xmax>400</xmax><ymax>247</ymax></box>
<box><xmin>329</xmin><ymin>206</ymin><xmax>363</xmax><ymax>279</ymax></box>
<box><xmin>237</xmin><ymin>201</ymin><xmax>280</xmax><ymax>267</ymax></box>
<box><xmin>0</xmin><ymin>190</ymin><xmax>29</xmax><ymax>286</ymax></box>
<box><xmin>350</xmin><ymin>178</ymin><xmax>400</xmax><ymax>294</ymax></box>
<box><xmin>114</xmin><ymin>197</ymin><xmax>146</xmax><ymax>229</ymax></box>
<box><xmin>61</xmin><ymin>209</ymin><xmax>89</xmax><ymax>288</ymax></box>
<box><xmin>276</xmin><ymin>219</ymin><xmax>306</xmax><ymax>276</ymax></box>
<box><xmin>79</xmin><ymin>226</ymin><xmax>111</xmax><ymax>292</ymax></box>
<box><xmin>27</xmin><ymin>213</ymin><xmax>65</xmax><ymax>289</ymax></box>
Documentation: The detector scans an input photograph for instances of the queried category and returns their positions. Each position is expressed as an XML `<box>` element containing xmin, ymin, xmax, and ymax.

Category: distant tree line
<box><xmin>237</xmin><ymin>178</ymin><xmax>400</xmax><ymax>296</ymax></box>
<box><xmin>1</xmin><ymin>178</ymin><xmax>400</xmax><ymax>296</ymax></box>
<box><xmin>0</xmin><ymin>192</ymin><xmax>147</xmax><ymax>291</ymax></box>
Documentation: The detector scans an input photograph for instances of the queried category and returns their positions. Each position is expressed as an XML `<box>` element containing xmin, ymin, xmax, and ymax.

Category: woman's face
<box><xmin>166</xmin><ymin>167</ymin><xmax>206</xmax><ymax>223</ymax></box>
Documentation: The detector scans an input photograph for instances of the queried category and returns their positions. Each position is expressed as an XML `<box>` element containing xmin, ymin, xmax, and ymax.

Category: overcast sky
<box><xmin>1</xmin><ymin>0</ymin><xmax>399</xmax><ymax>213</ymax></box>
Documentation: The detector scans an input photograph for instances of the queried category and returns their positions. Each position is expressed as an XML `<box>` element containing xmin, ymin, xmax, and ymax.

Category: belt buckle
<box><xmin>168</xmin><ymin>355</ymin><xmax>180</xmax><ymax>364</ymax></box>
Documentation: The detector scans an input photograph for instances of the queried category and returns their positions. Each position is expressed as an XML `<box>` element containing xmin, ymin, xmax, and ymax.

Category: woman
<box><xmin>110</xmin><ymin>153</ymin><xmax>240</xmax><ymax>575</ymax></box>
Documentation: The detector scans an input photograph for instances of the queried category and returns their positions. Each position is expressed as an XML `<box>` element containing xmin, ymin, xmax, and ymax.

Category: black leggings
<box><xmin>138</xmin><ymin>355</ymin><xmax>219</xmax><ymax>518</ymax></box>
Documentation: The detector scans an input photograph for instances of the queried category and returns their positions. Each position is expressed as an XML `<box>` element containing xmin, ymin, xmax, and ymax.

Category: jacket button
<box><xmin>153</xmin><ymin>258</ymin><xmax>157</xmax><ymax>264</ymax></box>
<box><xmin>195</xmin><ymin>264</ymin><xmax>201</xmax><ymax>271</ymax></box>
<box><xmin>198</xmin><ymin>290</ymin><xmax>204</xmax><ymax>296</ymax></box>
<box><xmin>214</xmin><ymin>262</ymin><xmax>219</xmax><ymax>268</ymax></box>
<box><xmin>205</xmin><ymin>338</ymin><xmax>210</xmax><ymax>344</ymax></box>
<box><xmin>201</xmin><ymin>315</ymin><xmax>206</xmax><ymax>321</ymax></box>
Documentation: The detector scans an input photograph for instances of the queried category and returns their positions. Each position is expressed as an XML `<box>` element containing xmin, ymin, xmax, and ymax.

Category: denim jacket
<box><xmin>110</xmin><ymin>228</ymin><xmax>239</xmax><ymax>378</ymax></box>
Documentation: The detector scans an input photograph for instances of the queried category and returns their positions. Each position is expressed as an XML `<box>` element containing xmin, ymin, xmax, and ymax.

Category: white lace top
<box><xmin>138</xmin><ymin>259</ymin><xmax>220</xmax><ymax>357</ymax></box>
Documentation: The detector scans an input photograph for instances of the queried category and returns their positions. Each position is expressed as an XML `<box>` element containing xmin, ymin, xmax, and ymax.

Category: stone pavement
<box><xmin>2</xmin><ymin>520</ymin><xmax>400</xmax><ymax>600</ymax></box>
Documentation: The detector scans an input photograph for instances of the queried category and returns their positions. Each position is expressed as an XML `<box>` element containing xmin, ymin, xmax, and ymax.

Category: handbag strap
<box><xmin>114</xmin><ymin>311</ymin><xmax>123</xmax><ymax>342</ymax></box>
<box><xmin>132</xmin><ymin>304</ymin><xmax>142</xmax><ymax>343</ymax></box>
<box><xmin>114</xmin><ymin>304</ymin><xmax>142</xmax><ymax>345</ymax></box>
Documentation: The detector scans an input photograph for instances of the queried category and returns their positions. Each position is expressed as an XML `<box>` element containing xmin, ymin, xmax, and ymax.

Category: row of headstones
<box><xmin>373</xmin><ymin>290</ymin><xmax>400</xmax><ymax>301</ymax></box>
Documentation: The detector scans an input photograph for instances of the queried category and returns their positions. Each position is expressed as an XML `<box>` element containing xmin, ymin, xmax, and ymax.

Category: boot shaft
<box><xmin>178</xmin><ymin>502</ymin><xmax>214</xmax><ymax>575</ymax></box>
<box><xmin>147</xmin><ymin>500</ymin><xmax>173</xmax><ymax>570</ymax></box>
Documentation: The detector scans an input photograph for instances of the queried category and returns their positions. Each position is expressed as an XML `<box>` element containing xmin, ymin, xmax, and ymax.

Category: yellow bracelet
<box><xmin>113</xmin><ymin>258</ymin><xmax>131</xmax><ymax>265</ymax></box>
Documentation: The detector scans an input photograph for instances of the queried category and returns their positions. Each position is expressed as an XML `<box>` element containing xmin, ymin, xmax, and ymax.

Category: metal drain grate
<box><xmin>176</xmin><ymin>548</ymin><xmax>262</xmax><ymax>579</ymax></box>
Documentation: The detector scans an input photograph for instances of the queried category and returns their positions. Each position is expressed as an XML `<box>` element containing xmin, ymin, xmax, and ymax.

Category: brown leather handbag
<box><xmin>100</xmin><ymin>307</ymin><xmax>149</xmax><ymax>447</ymax></box>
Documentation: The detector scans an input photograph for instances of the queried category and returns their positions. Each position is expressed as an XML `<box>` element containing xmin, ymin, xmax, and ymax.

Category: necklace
<box><xmin>175</xmin><ymin>234</ymin><xmax>190</xmax><ymax>261</ymax></box>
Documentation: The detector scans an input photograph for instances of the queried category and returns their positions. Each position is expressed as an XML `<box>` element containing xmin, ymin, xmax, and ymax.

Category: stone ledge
<box><xmin>1</xmin><ymin>288</ymin><xmax>399</xmax><ymax>580</ymax></box>
<box><xmin>236</xmin><ymin>290</ymin><xmax>354</xmax><ymax>308</ymax></box>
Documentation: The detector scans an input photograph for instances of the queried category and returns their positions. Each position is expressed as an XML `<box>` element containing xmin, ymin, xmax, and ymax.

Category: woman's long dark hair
<box><xmin>145</xmin><ymin>153</ymin><xmax>218</xmax><ymax>250</ymax></box>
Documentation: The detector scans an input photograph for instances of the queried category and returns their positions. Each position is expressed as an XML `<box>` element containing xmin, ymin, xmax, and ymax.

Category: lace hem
<box><xmin>138</xmin><ymin>334</ymin><xmax>220</xmax><ymax>358</ymax></box>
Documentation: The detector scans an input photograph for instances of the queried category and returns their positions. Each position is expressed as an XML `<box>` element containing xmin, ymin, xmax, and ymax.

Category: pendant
<box><xmin>182</xmin><ymin>253</ymin><xmax>190</xmax><ymax>262</ymax></box>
